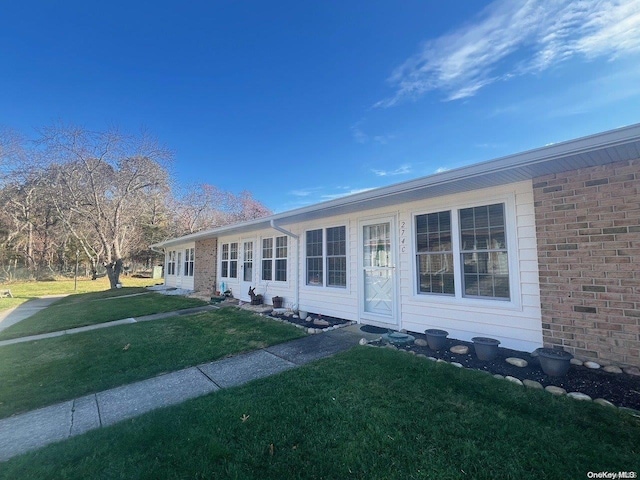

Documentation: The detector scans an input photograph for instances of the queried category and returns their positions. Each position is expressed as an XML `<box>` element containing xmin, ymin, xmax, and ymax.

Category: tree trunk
<box><xmin>105</xmin><ymin>258</ymin><xmax>123</xmax><ymax>288</ymax></box>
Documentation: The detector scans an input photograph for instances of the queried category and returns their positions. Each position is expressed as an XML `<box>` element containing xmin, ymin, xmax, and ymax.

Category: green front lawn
<box><xmin>0</xmin><ymin>308</ymin><xmax>305</xmax><ymax>419</ymax></box>
<box><xmin>0</xmin><ymin>289</ymin><xmax>206</xmax><ymax>340</ymax></box>
<box><xmin>1</xmin><ymin>347</ymin><xmax>638</xmax><ymax>479</ymax></box>
<box><xmin>0</xmin><ymin>277</ymin><xmax>162</xmax><ymax>313</ymax></box>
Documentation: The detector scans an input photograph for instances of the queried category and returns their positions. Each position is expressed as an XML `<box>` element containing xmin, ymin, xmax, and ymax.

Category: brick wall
<box><xmin>533</xmin><ymin>159</ymin><xmax>640</xmax><ymax>368</ymax></box>
<box><xmin>194</xmin><ymin>237</ymin><xmax>218</xmax><ymax>294</ymax></box>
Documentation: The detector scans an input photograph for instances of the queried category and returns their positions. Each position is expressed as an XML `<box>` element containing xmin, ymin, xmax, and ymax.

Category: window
<box><xmin>260</xmin><ymin>236</ymin><xmax>287</xmax><ymax>282</ymax></box>
<box><xmin>460</xmin><ymin>204</ymin><xmax>509</xmax><ymax>299</ymax></box>
<box><xmin>275</xmin><ymin>236</ymin><xmax>287</xmax><ymax>282</ymax></box>
<box><xmin>167</xmin><ymin>250</ymin><xmax>176</xmax><ymax>275</ymax></box>
<box><xmin>221</xmin><ymin>242</ymin><xmax>238</xmax><ymax>279</ymax></box>
<box><xmin>415</xmin><ymin>202</ymin><xmax>510</xmax><ymax>301</ymax></box>
<box><xmin>184</xmin><ymin>248</ymin><xmax>194</xmax><ymax>277</ymax></box>
<box><xmin>306</xmin><ymin>229</ymin><xmax>323</xmax><ymax>285</ymax></box>
<box><xmin>416</xmin><ymin>211</ymin><xmax>454</xmax><ymax>295</ymax></box>
<box><xmin>262</xmin><ymin>238</ymin><xmax>273</xmax><ymax>281</ymax></box>
<box><xmin>306</xmin><ymin>226</ymin><xmax>347</xmax><ymax>288</ymax></box>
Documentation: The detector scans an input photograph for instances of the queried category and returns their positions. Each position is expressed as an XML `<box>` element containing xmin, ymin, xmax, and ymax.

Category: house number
<box><xmin>399</xmin><ymin>221</ymin><xmax>407</xmax><ymax>254</ymax></box>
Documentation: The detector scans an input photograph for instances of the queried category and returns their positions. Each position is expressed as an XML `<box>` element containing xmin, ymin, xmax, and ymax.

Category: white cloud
<box><xmin>351</xmin><ymin>121</ymin><xmax>395</xmax><ymax>145</ymax></box>
<box><xmin>372</xmin><ymin>164</ymin><xmax>412</xmax><ymax>177</ymax></box>
<box><xmin>376</xmin><ymin>0</ymin><xmax>640</xmax><ymax>106</ymax></box>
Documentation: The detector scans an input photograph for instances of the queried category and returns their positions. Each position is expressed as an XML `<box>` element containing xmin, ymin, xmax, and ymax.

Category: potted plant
<box><xmin>424</xmin><ymin>329</ymin><xmax>449</xmax><ymax>351</ymax></box>
<box><xmin>272</xmin><ymin>296</ymin><xmax>284</xmax><ymax>308</ymax></box>
<box><xmin>537</xmin><ymin>348</ymin><xmax>573</xmax><ymax>376</ymax></box>
<box><xmin>471</xmin><ymin>337</ymin><xmax>501</xmax><ymax>361</ymax></box>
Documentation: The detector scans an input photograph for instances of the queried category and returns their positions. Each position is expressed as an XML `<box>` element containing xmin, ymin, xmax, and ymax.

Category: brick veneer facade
<box><xmin>194</xmin><ymin>238</ymin><xmax>218</xmax><ymax>294</ymax></box>
<box><xmin>533</xmin><ymin>159</ymin><xmax>640</xmax><ymax>368</ymax></box>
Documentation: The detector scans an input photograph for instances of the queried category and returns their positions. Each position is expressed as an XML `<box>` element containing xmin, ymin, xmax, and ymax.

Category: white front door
<box><xmin>240</xmin><ymin>239</ymin><xmax>255</xmax><ymax>301</ymax></box>
<box><xmin>360</xmin><ymin>218</ymin><xmax>398</xmax><ymax>326</ymax></box>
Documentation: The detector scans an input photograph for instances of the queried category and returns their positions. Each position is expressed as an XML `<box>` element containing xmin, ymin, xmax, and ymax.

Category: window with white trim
<box><xmin>460</xmin><ymin>204</ymin><xmax>509</xmax><ymax>299</ymax></box>
<box><xmin>260</xmin><ymin>236</ymin><xmax>287</xmax><ymax>282</ymax></box>
<box><xmin>167</xmin><ymin>250</ymin><xmax>176</xmax><ymax>275</ymax></box>
<box><xmin>221</xmin><ymin>242</ymin><xmax>238</xmax><ymax>279</ymax></box>
<box><xmin>262</xmin><ymin>238</ymin><xmax>273</xmax><ymax>281</ymax></box>
<box><xmin>275</xmin><ymin>236</ymin><xmax>287</xmax><ymax>282</ymax></box>
<box><xmin>305</xmin><ymin>226</ymin><xmax>347</xmax><ymax>288</ymax></box>
<box><xmin>184</xmin><ymin>248</ymin><xmax>194</xmax><ymax>277</ymax></box>
<box><xmin>415</xmin><ymin>202</ymin><xmax>510</xmax><ymax>300</ymax></box>
<box><xmin>416</xmin><ymin>211</ymin><xmax>454</xmax><ymax>295</ymax></box>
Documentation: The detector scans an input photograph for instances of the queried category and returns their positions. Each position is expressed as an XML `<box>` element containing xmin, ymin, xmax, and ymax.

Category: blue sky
<box><xmin>2</xmin><ymin>1</ymin><xmax>639</xmax><ymax>212</ymax></box>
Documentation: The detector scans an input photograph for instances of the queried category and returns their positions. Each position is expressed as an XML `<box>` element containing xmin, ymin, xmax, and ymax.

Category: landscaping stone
<box><xmin>545</xmin><ymin>386</ymin><xmax>567</xmax><ymax>396</ymax></box>
<box><xmin>305</xmin><ymin>316</ymin><xmax>313</xmax><ymax>322</ymax></box>
<box><xmin>584</xmin><ymin>361</ymin><xmax>601</xmax><ymax>369</ymax></box>
<box><xmin>523</xmin><ymin>379</ymin><xmax>543</xmax><ymax>390</ymax></box>
<box><xmin>450</xmin><ymin>362</ymin><xmax>463</xmax><ymax>368</ymax></box>
<box><xmin>436</xmin><ymin>359</ymin><xmax>447</xmax><ymax>363</ymax></box>
<box><xmin>603</xmin><ymin>365</ymin><xmax>623</xmax><ymax>374</ymax></box>
<box><xmin>358</xmin><ymin>338</ymin><xmax>368</xmax><ymax>346</ymax></box>
<box><xmin>624</xmin><ymin>367</ymin><xmax>640</xmax><ymax>376</ymax></box>
<box><xmin>427</xmin><ymin>356</ymin><xmax>437</xmax><ymax>362</ymax></box>
<box><xmin>416</xmin><ymin>354</ymin><xmax>427</xmax><ymax>359</ymax></box>
<box><xmin>493</xmin><ymin>374</ymin><xmax>504</xmax><ymax>380</ymax></box>
<box><xmin>505</xmin><ymin>357</ymin><xmax>528</xmax><ymax>368</ymax></box>
<box><xmin>567</xmin><ymin>392</ymin><xmax>592</xmax><ymax>401</ymax></box>
<box><xmin>450</xmin><ymin>345</ymin><xmax>469</xmax><ymax>354</ymax></box>
<box><xmin>570</xmin><ymin>358</ymin><xmax>584</xmax><ymax>366</ymax></box>
<box><xmin>414</xmin><ymin>339</ymin><xmax>428</xmax><ymax>347</ymax></box>
<box><xmin>505</xmin><ymin>376</ymin><xmax>523</xmax><ymax>386</ymax></box>
<box><xmin>313</xmin><ymin>319</ymin><xmax>330</xmax><ymax>327</ymax></box>
<box><xmin>594</xmin><ymin>398</ymin><xmax>616</xmax><ymax>408</ymax></box>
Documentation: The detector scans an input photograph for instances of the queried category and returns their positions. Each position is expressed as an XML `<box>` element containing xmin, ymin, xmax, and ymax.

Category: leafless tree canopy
<box><xmin>0</xmin><ymin>124</ymin><xmax>272</xmax><ymax>286</ymax></box>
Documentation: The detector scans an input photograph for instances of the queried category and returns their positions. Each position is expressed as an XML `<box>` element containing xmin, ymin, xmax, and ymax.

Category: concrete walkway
<box><xmin>0</xmin><ymin>295</ymin><xmax>68</xmax><ymax>333</ymax></box>
<box><xmin>0</xmin><ymin>325</ymin><xmax>377</xmax><ymax>462</ymax></box>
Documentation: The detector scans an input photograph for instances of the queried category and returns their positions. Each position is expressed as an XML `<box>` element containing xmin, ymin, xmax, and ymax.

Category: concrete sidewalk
<box><xmin>0</xmin><ymin>326</ymin><xmax>376</xmax><ymax>462</ymax></box>
<box><xmin>0</xmin><ymin>295</ymin><xmax>68</xmax><ymax>333</ymax></box>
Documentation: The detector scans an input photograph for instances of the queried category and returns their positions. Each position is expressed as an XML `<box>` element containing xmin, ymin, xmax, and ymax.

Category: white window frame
<box><xmin>220</xmin><ymin>242</ymin><xmax>238</xmax><ymax>280</ymax></box>
<box><xmin>166</xmin><ymin>250</ymin><xmax>176</xmax><ymax>276</ymax></box>
<box><xmin>304</xmin><ymin>226</ymin><xmax>347</xmax><ymax>289</ymax></box>
<box><xmin>184</xmin><ymin>247</ymin><xmax>194</xmax><ymax>277</ymax></box>
<box><xmin>259</xmin><ymin>235</ymin><xmax>288</xmax><ymax>283</ymax></box>
<box><xmin>411</xmin><ymin>193</ymin><xmax>521</xmax><ymax>311</ymax></box>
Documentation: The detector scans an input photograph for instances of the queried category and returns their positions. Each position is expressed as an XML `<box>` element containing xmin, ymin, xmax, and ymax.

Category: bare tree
<box><xmin>42</xmin><ymin>124</ymin><xmax>171</xmax><ymax>288</ymax></box>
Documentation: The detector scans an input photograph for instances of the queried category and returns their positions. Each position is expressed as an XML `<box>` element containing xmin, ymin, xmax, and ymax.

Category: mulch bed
<box><xmin>370</xmin><ymin>332</ymin><xmax>640</xmax><ymax>411</ymax></box>
<box><xmin>269</xmin><ymin>311</ymin><xmax>352</xmax><ymax>330</ymax></box>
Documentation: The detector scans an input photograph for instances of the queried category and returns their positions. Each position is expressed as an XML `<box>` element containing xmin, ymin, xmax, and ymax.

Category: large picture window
<box><xmin>416</xmin><ymin>211</ymin><xmax>454</xmax><ymax>295</ymax></box>
<box><xmin>221</xmin><ymin>242</ymin><xmax>238</xmax><ymax>279</ymax></box>
<box><xmin>415</xmin><ymin>202</ymin><xmax>510</xmax><ymax>300</ymax></box>
<box><xmin>306</xmin><ymin>226</ymin><xmax>347</xmax><ymax>288</ymax></box>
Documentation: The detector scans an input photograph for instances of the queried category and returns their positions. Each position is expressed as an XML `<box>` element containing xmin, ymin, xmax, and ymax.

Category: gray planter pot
<box><xmin>472</xmin><ymin>337</ymin><xmax>500</xmax><ymax>361</ymax></box>
<box><xmin>537</xmin><ymin>348</ymin><xmax>573</xmax><ymax>376</ymax></box>
<box><xmin>424</xmin><ymin>329</ymin><xmax>449</xmax><ymax>351</ymax></box>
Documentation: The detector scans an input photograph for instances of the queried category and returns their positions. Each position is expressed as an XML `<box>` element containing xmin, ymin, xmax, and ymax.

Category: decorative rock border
<box><xmin>360</xmin><ymin>337</ymin><xmax>640</xmax><ymax>418</ymax></box>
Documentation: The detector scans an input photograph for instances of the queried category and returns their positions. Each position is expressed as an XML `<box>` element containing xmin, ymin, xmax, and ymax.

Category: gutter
<box><xmin>270</xmin><ymin>219</ymin><xmax>300</xmax><ymax>311</ymax></box>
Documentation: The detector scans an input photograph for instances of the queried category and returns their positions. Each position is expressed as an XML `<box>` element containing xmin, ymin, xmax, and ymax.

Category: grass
<box><xmin>0</xmin><ymin>307</ymin><xmax>305</xmax><ymax>419</ymax></box>
<box><xmin>1</xmin><ymin>347</ymin><xmax>638</xmax><ymax>479</ymax></box>
<box><xmin>0</xmin><ymin>288</ymin><xmax>207</xmax><ymax>340</ymax></box>
<box><xmin>0</xmin><ymin>277</ymin><xmax>161</xmax><ymax>313</ymax></box>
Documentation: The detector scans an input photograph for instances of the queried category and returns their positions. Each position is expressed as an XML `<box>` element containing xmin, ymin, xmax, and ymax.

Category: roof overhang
<box><xmin>151</xmin><ymin>123</ymin><xmax>640</xmax><ymax>249</ymax></box>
